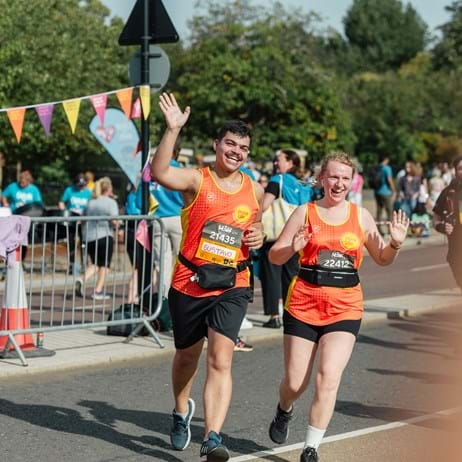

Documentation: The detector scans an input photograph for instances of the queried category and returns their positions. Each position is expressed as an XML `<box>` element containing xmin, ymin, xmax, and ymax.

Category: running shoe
<box><xmin>200</xmin><ymin>431</ymin><xmax>229</xmax><ymax>461</ymax></box>
<box><xmin>92</xmin><ymin>292</ymin><xmax>111</xmax><ymax>300</ymax></box>
<box><xmin>170</xmin><ymin>398</ymin><xmax>195</xmax><ymax>451</ymax></box>
<box><xmin>262</xmin><ymin>317</ymin><xmax>281</xmax><ymax>328</ymax></box>
<box><xmin>234</xmin><ymin>337</ymin><xmax>253</xmax><ymax>352</ymax></box>
<box><xmin>269</xmin><ymin>403</ymin><xmax>293</xmax><ymax>444</ymax></box>
<box><xmin>300</xmin><ymin>446</ymin><xmax>319</xmax><ymax>462</ymax></box>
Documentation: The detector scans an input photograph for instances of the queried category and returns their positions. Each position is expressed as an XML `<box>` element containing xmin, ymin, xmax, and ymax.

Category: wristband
<box><xmin>389</xmin><ymin>240</ymin><xmax>401</xmax><ymax>251</ymax></box>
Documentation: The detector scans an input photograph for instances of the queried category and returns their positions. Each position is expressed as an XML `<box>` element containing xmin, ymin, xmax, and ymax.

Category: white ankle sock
<box><xmin>173</xmin><ymin>409</ymin><xmax>188</xmax><ymax>420</ymax></box>
<box><xmin>304</xmin><ymin>424</ymin><xmax>325</xmax><ymax>450</ymax></box>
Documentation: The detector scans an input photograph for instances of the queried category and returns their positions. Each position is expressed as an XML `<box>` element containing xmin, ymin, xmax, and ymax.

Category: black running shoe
<box><xmin>200</xmin><ymin>431</ymin><xmax>230</xmax><ymax>461</ymax></box>
<box><xmin>300</xmin><ymin>446</ymin><xmax>319</xmax><ymax>462</ymax></box>
<box><xmin>269</xmin><ymin>403</ymin><xmax>293</xmax><ymax>444</ymax></box>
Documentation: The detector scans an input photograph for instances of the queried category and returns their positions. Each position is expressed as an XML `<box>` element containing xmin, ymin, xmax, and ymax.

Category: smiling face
<box><xmin>213</xmin><ymin>132</ymin><xmax>251</xmax><ymax>172</ymax></box>
<box><xmin>320</xmin><ymin>160</ymin><xmax>354</xmax><ymax>205</ymax></box>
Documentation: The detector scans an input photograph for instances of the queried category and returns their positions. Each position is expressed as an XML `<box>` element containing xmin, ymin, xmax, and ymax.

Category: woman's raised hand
<box><xmin>388</xmin><ymin>210</ymin><xmax>410</xmax><ymax>246</ymax></box>
<box><xmin>292</xmin><ymin>225</ymin><xmax>311</xmax><ymax>253</ymax></box>
<box><xmin>158</xmin><ymin>92</ymin><xmax>191</xmax><ymax>130</ymax></box>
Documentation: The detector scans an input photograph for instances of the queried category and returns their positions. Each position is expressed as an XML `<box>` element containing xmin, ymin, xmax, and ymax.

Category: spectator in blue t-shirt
<box><xmin>59</xmin><ymin>173</ymin><xmax>92</xmax><ymax>274</ymax></box>
<box><xmin>374</xmin><ymin>155</ymin><xmax>396</xmax><ymax>235</ymax></box>
<box><xmin>260</xmin><ymin>149</ymin><xmax>313</xmax><ymax>329</ymax></box>
<box><xmin>2</xmin><ymin>170</ymin><xmax>43</xmax><ymax>213</ymax></box>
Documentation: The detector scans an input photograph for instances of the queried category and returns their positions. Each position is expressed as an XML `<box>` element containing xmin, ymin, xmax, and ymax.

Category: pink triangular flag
<box><xmin>131</xmin><ymin>97</ymin><xmax>141</xmax><ymax>119</ymax></box>
<box><xmin>90</xmin><ymin>93</ymin><xmax>108</xmax><ymax>126</ymax></box>
<box><xmin>136</xmin><ymin>219</ymin><xmax>151</xmax><ymax>252</ymax></box>
<box><xmin>35</xmin><ymin>104</ymin><xmax>54</xmax><ymax>137</ymax></box>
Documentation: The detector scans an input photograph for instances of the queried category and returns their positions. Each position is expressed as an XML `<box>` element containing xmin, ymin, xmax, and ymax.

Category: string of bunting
<box><xmin>0</xmin><ymin>85</ymin><xmax>151</xmax><ymax>143</ymax></box>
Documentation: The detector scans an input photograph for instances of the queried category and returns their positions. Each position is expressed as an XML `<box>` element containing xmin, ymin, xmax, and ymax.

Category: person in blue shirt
<box><xmin>260</xmin><ymin>149</ymin><xmax>313</xmax><ymax>328</ymax></box>
<box><xmin>2</xmin><ymin>170</ymin><xmax>43</xmax><ymax>213</ymax></box>
<box><xmin>136</xmin><ymin>142</ymin><xmax>184</xmax><ymax>330</ymax></box>
<box><xmin>59</xmin><ymin>173</ymin><xmax>92</xmax><ymax>274</ymax></box>
<box><xmin>374</xmin><ymin>155</ymin><xmax>396</xmax><ymax>235</ymax></box>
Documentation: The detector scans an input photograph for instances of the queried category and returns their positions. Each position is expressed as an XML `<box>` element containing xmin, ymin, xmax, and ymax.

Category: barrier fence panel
<box><xmin>0</xmin><ymin>215</ymin><xmax>166</xmax><ymax>366</ymax></box>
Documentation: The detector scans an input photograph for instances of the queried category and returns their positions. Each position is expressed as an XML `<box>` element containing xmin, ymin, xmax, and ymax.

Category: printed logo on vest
<box><xmin>339</xmin><ymin>232</ymin><xmax>360</xmax><ymax>251</ymax></box>
<box><xmin>233</xmin><ymin>205</ymin><xmax>252</xmax><ymax>224</ymax></box>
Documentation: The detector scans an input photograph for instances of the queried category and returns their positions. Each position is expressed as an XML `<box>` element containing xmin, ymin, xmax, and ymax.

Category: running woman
<box><xmin>267</xmin><ymin>152</ymin><xmax>409</xmax><ymax>461</ymax></box>
<box><xmin>151</xmin><ymin>93</ymin><xmax>264</xmax><ymax>461</ymax></box>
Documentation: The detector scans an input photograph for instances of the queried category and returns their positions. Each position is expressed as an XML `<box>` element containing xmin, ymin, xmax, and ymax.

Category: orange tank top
<box><xmin>286</xmin><ymin>201</ymin><xmax>365</xmax><ymax>325</ymax></box>
<box><xmin>172</xmin><ymin>167</ymin><xmax>259</xmax><ymax>297</ymax></box>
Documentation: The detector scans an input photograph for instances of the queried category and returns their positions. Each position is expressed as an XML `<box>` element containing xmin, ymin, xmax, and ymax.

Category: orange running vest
<box><xmin>286</xmin><ymin>201</ymin><xmax>365</xmax><ymax>325</ymax></box>
<box><xmin>172</xmin><ymin>167</ymin><xmax>259</xmax><ymax>297</ymax></box>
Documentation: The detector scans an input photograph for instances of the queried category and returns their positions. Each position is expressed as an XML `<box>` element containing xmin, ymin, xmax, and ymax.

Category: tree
<box><xmin>343</xmin><ymin>0</ymin><xmax>428</xmax><ymax>72</ymax></box>
<box><xmin>0</xmin><ymin>0</ymin><xmax>131</xmax><ymax>195</ymax></box>
<box><xmin>432</xmin><ymin>1</ymin><xmax>462</xmax><ymax>70</ymax></box>
<box><xmin>160</xmin><ymin>0</ymin><xmax>355</xmax><ymax>163</ymax></box>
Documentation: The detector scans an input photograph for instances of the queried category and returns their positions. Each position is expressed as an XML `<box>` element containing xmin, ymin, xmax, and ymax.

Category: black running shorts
<box><xmin>168</xmin><ymin>287</ymin><xmax>251</xmax><ymax>349</ymax></box>
<box><xmin>86</xmin><ymin>236</ymin><xmax>114</xmax><ymax>268</ymax></box>
<box><xmin>283</xmin><ymin>309</ymin><xmax>361</xmax><ymax>343</ymax></box>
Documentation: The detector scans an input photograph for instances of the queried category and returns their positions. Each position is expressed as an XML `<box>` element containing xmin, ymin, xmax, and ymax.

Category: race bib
<box><xmin>195</xmin><ymin>220</ymin><xmax>243</xmax><ymax>267</ymax></box>
<box><xmin>317</xmin><ymin>250</ymin><xmax>355</xmax><ymax>270</ymax></box>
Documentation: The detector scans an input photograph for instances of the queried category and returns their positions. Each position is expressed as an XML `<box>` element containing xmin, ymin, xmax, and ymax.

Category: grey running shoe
<box><xmin>269</xmin><ymin>403</ymin><xmax>293</xmax><ymax>444</ymax></box>
<box><xmin>200</xmin><ymin>431</ymin><xmax>230</xmax><ymax>461</ymax></box>
<box><xmin>92</xmin><ymin>292</ymin><xmax>110</xmax><ymax>300</ymax></box>
<box><xmin>300</xmin><ymin>446</ymin><xmax>319</xmax><ymax>462</ymax></box>
<box><xmin>170</xmin><ymin>398</ymin><xmax>195</xmax><ymax>451</ymax></box>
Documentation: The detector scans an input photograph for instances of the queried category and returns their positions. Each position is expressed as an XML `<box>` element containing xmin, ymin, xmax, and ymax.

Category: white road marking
<box><xmin>410</xmin><ymin>263</ymin><xmax>448</xmax><ymax>272</ymax></box>
<box><xmin>228</xmin><ymin>407</ymin><xmax>462</xmax><ymax>461</ymax></box>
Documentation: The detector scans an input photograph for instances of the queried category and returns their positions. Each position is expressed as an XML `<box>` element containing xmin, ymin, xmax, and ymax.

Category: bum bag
<box><xmin>298</xmin><ymin>265</ymin><xmax>360</xmax><ymax>288</ymax></box>
<box><xmin>178</xmin><ymin>253</ymin><xmax>251</xmax><ymax>290</ymax></box>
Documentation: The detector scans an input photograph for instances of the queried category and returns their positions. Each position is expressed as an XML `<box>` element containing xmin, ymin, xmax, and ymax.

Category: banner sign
<box><xmin>89</xmin><ymin>108</ymin><xmax>141</xmax><ymax>185</ymax></box>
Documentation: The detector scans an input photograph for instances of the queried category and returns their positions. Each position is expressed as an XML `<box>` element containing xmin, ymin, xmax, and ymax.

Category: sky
<box><xmin>101</xmin><ymin>0</ymin><xmax>452</xmax><ymax>40</ymax></box>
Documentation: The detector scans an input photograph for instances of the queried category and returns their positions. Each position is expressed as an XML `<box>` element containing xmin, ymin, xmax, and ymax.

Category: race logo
<box><xmin>206</xmin><ymin>192</ymin><xmax>216</xmax><ymax>202</ymax></box>
<box><xmin>233</xmin><ymin>205</ymin><xmax>252</xmax><ymax>224</ymax></box>
<box><xmin>340</xmin><ymin>232</ymin><xmax>360</xmax><ymax>250</ymax></box>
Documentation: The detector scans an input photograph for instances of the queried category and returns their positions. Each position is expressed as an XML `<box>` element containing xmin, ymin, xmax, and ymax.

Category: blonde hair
<box><xmin>93</xmin><ymin>177</ymin><xmax>112</xmax><ymax>198</ymax></box>
<box><xmin>320</xmin><ymin>151</ymin><xmax>355</xmax><ymax>177</ymax></box>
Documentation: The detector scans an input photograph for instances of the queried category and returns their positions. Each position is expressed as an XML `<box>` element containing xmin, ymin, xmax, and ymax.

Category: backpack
<box><xmin>368</xmin><ymin>165</ymin><xmax>383</xmax><ymax>190</ymax></box>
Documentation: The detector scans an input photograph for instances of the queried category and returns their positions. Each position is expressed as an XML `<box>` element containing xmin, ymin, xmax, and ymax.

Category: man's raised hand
<box><xmin>159</xmin><ymin>92</ymin><xmax>191</xmax><ymax>130</ymax></box>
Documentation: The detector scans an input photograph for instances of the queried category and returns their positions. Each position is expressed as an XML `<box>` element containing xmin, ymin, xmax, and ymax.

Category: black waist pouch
<box><xmin>299</xmin><ymin>266</ymin><xmax>360</xmax><ymax>288</ymax></box>
<box><xmin>179</xmin><ymin>253</ymin><xmax>249</xmax><ymax>290</ymax></box>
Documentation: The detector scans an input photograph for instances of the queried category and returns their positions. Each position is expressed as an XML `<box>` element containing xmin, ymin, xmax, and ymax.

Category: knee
<box><xmin>175</xmin><ymin>349</ymin><xmax>200</xmax><ymax>369</ymax></box>
<box><xmin>315</xmin><ymin>369</ymin><xmax>342</xmax><ymax>396</ymax></box>
<box><xmin>283</xmin><ymin>375</ymin><xmax>307</xmax><ymax>398</ymax></box>
<box><xmin>207</xmin><ymin>352</ymin><xmax>232</xmax><ymax>374</ymax></box>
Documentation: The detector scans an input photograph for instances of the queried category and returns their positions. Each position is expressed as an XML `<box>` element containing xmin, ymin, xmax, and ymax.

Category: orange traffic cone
<box><xmin>0</xmin><ymin>248</ymin><xmax>36</xmax><ymax>351</ymax></box>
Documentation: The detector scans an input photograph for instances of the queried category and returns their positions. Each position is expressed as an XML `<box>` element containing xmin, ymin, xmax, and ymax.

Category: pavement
<box><xmin>0</xmin><ymin>230</ymin><xmax>460</xmax><ymax>379</ymax></box>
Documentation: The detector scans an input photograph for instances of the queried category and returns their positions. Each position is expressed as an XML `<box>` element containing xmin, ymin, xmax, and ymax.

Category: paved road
<box><xmin>0</xmin><ymin>306</ymin><xmax>460</xmax><ymax>462</ymax></box>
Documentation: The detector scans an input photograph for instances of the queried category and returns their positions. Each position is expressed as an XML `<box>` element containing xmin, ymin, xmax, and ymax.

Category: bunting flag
<box><xmin>62</xmin><ymin>98</ymin><xmax>81</xmax><ymax>134</ymax></box>
<box><xmin>139</xmin><ymin>85</ymin><xmax>151</xmax><ymax>120</ymax></box>
<box><xmin>90</xmin><ymin>93</ymin><xmax>108</xmax><ymax>126</ymax></box>
<box><xmin>0</xmin><ymin>86</ymin><xmax>138</xmax><ymax>142</ymax></box>
<box><xmin>116</xmin><ymin>88</ymin><xmax>133</xmax><ymax>119</ymax></box>
<box><xmin>131</xmin><ymin>97</ymin><xmax>141</xmax><ymax>119</ymax></box>
<box><xmin>35</xmin><ymin>104</ymin><xmax>54</xmax><ymax>137</ymax></box>
<box><xmin>7</xmin><ymin>108</ymin><xmax>26</xmax><ymax>143</ymax></box>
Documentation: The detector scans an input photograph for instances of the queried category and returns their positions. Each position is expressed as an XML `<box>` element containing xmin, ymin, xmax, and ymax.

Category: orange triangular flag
<box><xmin>116</xmin><ymin>88</ymin><xmax>133</xmax><ymax>119</ymax></box>
<box><xmin>139</xmin><ymin>85</ymin><xmax>151</xmax><ymax>120</ymax></box>
<box><xmin>62</xmin><ymin>98</ymin><xmax>81</xmax><ymax>134</ymax></box>
<box><xmin>7</xmin><ymin>108</ymin><xmax>26</xmax><ymax>143</ymax></box>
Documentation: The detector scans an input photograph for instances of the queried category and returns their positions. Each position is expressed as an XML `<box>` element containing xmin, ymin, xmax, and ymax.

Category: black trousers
<box><xmin>259</xmin><ymin>241</ymin><xmax>299</xmax><ymax>316</ymax></box>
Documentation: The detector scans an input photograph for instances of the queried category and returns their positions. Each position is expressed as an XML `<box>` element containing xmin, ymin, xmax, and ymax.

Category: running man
<box><xmin>267</xmin><ymin>152</ymin><xmax>409</xmax><ymax>461</ymax></box>
<box><xmin>151</xmin><ymin>93</ymin><xmax>264</xmax><ymax>461</ymax></box>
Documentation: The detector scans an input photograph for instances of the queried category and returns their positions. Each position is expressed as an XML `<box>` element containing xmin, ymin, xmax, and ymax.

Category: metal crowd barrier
<box><xmin>0</xmin><ymin>215</ymin><xmax>166</xmax><ymax>366</ymax></box>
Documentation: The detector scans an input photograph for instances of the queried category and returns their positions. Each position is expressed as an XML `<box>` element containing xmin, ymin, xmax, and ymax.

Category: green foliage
<box><xmin>432</xmin><ymin>1</ymin><xmax>462</xmax><ymax>70</ymax></box>
<box><xmin>0</xmin><ymin>0</ymin><xmax>131</xmax><ymax>184</ymax></box>
<box><xmin>344</xmin><ymin>0</ymin><xmax>428</xmax><ymax>72</ymax></box>
<box><xmin>165</xmin><ymin>0</ymin><xmax>355</xmax><ymax>163</ymax></box>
